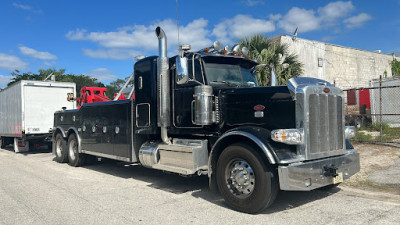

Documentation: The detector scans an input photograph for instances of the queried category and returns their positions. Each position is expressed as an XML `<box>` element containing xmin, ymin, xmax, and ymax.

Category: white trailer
<box><xmin>0</xmin><ymin>80</ymin><xmax>76</xmax><ymax>152</ymax></box>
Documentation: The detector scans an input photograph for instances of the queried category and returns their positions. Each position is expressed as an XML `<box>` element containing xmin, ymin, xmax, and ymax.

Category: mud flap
<box><xmin>14</xmin><ymin>138</ymin><xmax>29</xmax><ymax>153</ymax></box>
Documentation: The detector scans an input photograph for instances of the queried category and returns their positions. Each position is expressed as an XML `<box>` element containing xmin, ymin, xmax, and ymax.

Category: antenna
<box><xmin>43</xmin><ymin>72</ymin><xmax>54</xmax><ymax>81</ymax></box>
<box><xmin>292</xmin><ymin>27</ymin><xmax>298</xmax><ymax>41</ymax></box>
<box><xmin>175</xmin><ymin>0</ymin><xmax>180</xmax><ymax>50</ymax></box>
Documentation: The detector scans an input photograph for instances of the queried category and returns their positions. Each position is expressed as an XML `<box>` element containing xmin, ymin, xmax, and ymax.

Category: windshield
<box><xmin>204</xmin><ymin>63</ymin><xmax>258</xmax><ymax>87</ymax></box>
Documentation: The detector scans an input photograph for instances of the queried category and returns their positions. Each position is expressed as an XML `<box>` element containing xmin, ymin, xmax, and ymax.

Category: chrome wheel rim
<box><xmin>69</xmin><ymin>139</ymin><xmax>77</xmax><ymax>161</ymax></box>
<box><xmin>225</xmin><ymin>160</ymin><xmax>255</xmax><ymax>197</ymax></box>
<box><xmin>56</xmin><ymin>139</ymin><xmax>62</xmax><ymax>157</ymax></box>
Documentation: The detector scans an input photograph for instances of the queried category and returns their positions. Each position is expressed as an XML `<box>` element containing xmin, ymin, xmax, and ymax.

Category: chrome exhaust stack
<box><xmin>155</xmin><ymin>26</ymin><xmax>171</xmax><ymax>144</ymax></box>
<box><xmin>138</xmin><ymin>27</ymin><xmax>210</xmax><ymax>175</ymax></box>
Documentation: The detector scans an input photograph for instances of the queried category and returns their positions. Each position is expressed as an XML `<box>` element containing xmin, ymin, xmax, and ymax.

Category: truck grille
<box><xmin>308</xmin><ymin>93</ymin><xmax>344</xmax><ymax>157</ymax></box>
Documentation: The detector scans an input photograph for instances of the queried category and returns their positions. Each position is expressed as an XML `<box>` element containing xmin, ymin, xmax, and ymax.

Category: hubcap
<box><xmin>226</xmin><ymin>160</ymin><xmax>255</xmax><ymax>196</ymax></box>
<box><xmin>69</xmin><ymin>139</ymin><xmax>77</xmax><ymax>161</ymax></box>
<box><xmin>56</xmin><ymin>139</ymin><xmax>62</xmax><ymax>156</ymax></box>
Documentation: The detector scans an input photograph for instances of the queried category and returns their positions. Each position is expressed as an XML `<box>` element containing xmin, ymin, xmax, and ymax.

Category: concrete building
<box><xmin>273</xmin><ymin>35</ymin><xmax>399</xmax><ymax>89</ymax></box>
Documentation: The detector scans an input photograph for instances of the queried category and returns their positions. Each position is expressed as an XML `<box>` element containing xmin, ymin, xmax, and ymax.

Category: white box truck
<box><xmin>0</xmin><ymin>80</ymin><xmax>76</xmax><ymax>152</ymax></box>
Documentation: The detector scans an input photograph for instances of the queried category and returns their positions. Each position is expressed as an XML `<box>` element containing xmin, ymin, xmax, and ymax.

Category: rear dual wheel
<box><xmin>67</xmin><ymin>134</ymin><xmax>86</xmax><ymax>167</ymax></box>
<box><xmin>216</xmin><ymin>143</ymin><xmax>278</xmax><ymax>214</ymax></box>
<box><xmin>55</xmin><ymin>133</ymin><xmax>68</xmax><ymax>163</ymax></box>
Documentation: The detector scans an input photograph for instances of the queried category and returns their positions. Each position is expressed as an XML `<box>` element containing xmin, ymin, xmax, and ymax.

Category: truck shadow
<box><xmin>82</xmin><ymin>158</ymin><xmax>340</xmax><ymax>213</ymax></box>
<box><xmin>262</xmin><ymin>188</ymin><xmax>340</xmax><ymax>214</ymax></box>
<box><xmin>1</xmin><ymin>145</ymin><xmax>51</xmax><ymax>155</ymax></box>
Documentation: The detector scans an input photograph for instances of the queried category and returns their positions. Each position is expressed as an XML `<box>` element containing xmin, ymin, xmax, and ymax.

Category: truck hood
<box><xmin>218</xmin><ymin>86</ymin><xmax>296</xmax><ymax>130</ymax></box>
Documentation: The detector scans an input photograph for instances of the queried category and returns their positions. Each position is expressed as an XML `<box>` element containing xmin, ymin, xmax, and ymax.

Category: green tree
<box><xmin>8</xmin><ymin>68</ymin><xmax>105</xmax><ymax>96</ymax></box>
<box><xmin>237</xmin><ymin>34</ymin><xmax>303</xmax><ymax>86</ymax></box>
<box><xmin>391</xmin><ymin>58</ymin><xmax>400</xmax><ymax>76</ymax></box>
<box><xmin>105</xmin><ymin>75</ymin><xmax>135</xmax><ymax>99</ymax></box>
<box><xmin>105</xmin><ymin>78</ymin><xmax>125</xmax><ymax>99</ymax></box>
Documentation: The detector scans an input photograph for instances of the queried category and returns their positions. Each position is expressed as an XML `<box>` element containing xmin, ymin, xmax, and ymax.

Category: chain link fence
<box><xmin>344</xmin><ymin>76</ymin><xmax>400</xmax><ymax>143</ymax></box>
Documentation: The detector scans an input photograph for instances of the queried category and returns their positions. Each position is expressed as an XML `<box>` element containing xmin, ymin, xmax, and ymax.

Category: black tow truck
<box><xmin>53</xmin><ymin>27</ymin><xmax>360</xmax><ymax>213</ymax></box>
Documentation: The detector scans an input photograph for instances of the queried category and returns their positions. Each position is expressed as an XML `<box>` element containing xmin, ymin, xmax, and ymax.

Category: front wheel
<box><xmin>67</xmin><ymin>134</ymin><xmax>86</xmax><ymax>167</ymax></box>
<box><xmin>216</xmin><ymin>143</ymin><xmax>278</xmax><ymax>214</ymax></box>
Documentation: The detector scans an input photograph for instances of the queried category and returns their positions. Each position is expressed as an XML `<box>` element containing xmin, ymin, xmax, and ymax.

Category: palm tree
<box><xmin>237</xmin><ymin>35</ymin><xmax>303</xmax><ymax>86</ymax></box>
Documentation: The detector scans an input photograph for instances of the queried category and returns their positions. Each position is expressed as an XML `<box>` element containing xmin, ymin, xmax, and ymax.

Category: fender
<box><xmin>52</xmin><ymin>126</ymin><xmax>82</xmax><ymax>153</ymax></box>
<box><xmin>208</xmin><ymin>126</ymin><xmax>282</xmax><ymax>192</ymax></box>
<box><xmin>53</xmin><ymin>126</ymin><xmax>66</xmax><ymax>139</ymax></box>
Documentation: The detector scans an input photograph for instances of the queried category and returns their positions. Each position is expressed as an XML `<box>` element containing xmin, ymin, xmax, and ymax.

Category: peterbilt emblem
<box><xmin>253</xmin><ymin>105</ymin><xmax>265</xmax><ymax>111</ymax></box>
<box><xmin>323</xmin><ymin>87</ymin><xmax>330</xmax><ymax>93</ymax></box>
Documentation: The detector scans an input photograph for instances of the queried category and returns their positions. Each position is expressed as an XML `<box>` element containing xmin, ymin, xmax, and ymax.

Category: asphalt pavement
<box><xmin>0</xmin><ymin>147</ymin><xmax>399</xmax><ymax>225</ymax></box>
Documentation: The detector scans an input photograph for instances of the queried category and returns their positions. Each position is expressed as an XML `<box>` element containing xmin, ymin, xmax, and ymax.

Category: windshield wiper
<box><xmin>210</xmin><ymin>81</ymin><xmax>240</xmax><ymax>87</ymax></box>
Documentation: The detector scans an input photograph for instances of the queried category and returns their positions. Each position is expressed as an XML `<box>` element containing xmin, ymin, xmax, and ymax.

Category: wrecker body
<box><xmin>52</xmin><ymin>27</ymin><xmax>360</xmax><ymax>213</ymax></box>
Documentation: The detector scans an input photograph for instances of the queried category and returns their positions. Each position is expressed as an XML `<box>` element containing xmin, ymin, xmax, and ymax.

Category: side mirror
<box><xmin>176</xmin><ymin>56</ymin><xmax>189</xmax><ymax>85</ymax></box>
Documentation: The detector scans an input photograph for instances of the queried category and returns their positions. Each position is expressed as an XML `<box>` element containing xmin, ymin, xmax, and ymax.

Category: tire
<box><xmin>216</xmin><ymin>142</ymin><xmax>278</xmax><ymax>214</ymax></box>
<box><xmin>54</xmin><ymin>133</ymin><xmax>68</xmax><ymax>163</ymax></box>
<box><xmin>67</xmin><ymin>133</ymin><xmax>86</xmax><ymax>167</ymax></box>
<box><xmin>0</xmin><ymin>137</ymin><xmax>5</xmax><ymax>149</ymax></box>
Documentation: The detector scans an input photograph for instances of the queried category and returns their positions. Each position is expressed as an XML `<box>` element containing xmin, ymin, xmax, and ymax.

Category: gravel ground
<box><xmin>343</xmin><ymin>143</ymin><xmax>400</xmax><ymax>195</ymax></box>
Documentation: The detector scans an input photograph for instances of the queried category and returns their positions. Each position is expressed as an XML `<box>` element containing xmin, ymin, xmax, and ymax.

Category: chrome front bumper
<box><xmin>278</xmin><ymin>150</ymin><xmax>360</xmax><ymax>191</ymax></box>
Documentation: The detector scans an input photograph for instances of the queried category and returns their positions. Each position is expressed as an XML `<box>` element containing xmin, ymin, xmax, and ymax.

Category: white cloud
<box><xmin>269</xmin><ymin>14</ymin><xmax>282</xmax><ymax>21</ymax></box>
<box><xmin>278</xmin><ymin>7</ymin><xmax>320</xmax><ymax>33</ymax></box>
<box><xmin>212</xmin><ymin>15</ymin><xmax>275</xmax><ymax>44</ymax></box>
<box><xmin>12</xmin><ymin>3</ymin><xmax>42</xmax><ymax>14</ymax></box>
<box><xmin>88</xmin><ymin>68</ymin><xmax>117</xmax><ymax>82</ymax></box>
<box><xmin>43</xmin><ymin>61</ymin><xmax>56</xmax><ymax>67</ymax></box>
<box><xmin>318</xmin><ymin>1</ymin><xmax>355</xmax><ymax>22</ymax></box>
<box><xmin>277</xmin><ymin>1</ymin><xmax>370</xmax><ymax>33</ymax></box>
<box><xmin>12</xmin><ymin>3</ymin><xmax>31</xmax><ymax>10</ymax></box>
<box><xmin>19</xmin><ymin>46</ymin><xmax>57</xmax><ymax>60</ymax></box>
<box><xmin>344</xmin><ymin>13</ymin><xmax>372</xmax><ymax>28</ymax></box>
<box><xmin>242</xmin><ymin>0</ymin><xmax>265</xmax><ymax>6</ymax></box>
<box><xmin>0</xmin><ymin>53</ymin><xmax>28</xmax><ymax>71</ymax></box>
<box><xmin>0</xmin><ymin>75</ymin><xmax>13</xmax><ymax>88</ymax></box>
<box><xmin>66</xmin><ymin>18</ymin><xmax>212</xmax><ymax>54</ymax></box>
<box><xmin>83</xmin><ymin>48</ymin><xmax>142</xmax><ymax>60</ymax></box>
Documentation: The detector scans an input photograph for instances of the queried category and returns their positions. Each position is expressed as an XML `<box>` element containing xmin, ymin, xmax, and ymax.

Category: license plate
<box><xmin>333</xmin><ymin>172</ymin><xmax>343</xmax><ymax>184</ymax></box>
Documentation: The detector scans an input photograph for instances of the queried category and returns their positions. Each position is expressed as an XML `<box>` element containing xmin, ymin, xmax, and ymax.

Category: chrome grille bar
<box><xmin>337</xmin><ymin>97</ymin><xmax>344</xmax><ymax>149</ymax></box>
<box><xmin>328</xmin><ymin>95</ymin><xmax>337</xmax><ymax>150</ymax></box>
<box><xmin>308</xmin><ymin>93</ymin><xmax>345</xmax><ymax>159</ymax></box>
<box><xmin>287</xmin><ymin>77</ymin><xmax>346</xmax><ymax>160</ymax></box>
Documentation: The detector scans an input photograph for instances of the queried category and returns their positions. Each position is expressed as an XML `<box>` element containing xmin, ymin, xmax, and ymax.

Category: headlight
<box><xmin>345</xmin><ymin>126</ymin><xmax>356</xmax><ymax>139</ymax></box>
<box><xmin>271</xmin><ymin>129</ymin><xmax>304</xmax><ymax>145</ymax></box>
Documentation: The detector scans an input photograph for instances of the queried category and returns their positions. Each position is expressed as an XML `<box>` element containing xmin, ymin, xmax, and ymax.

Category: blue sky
<box><xmin>1</xmin><ymin>0</ymin><xmax>399</xmax><ymax>88</ymax></box>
